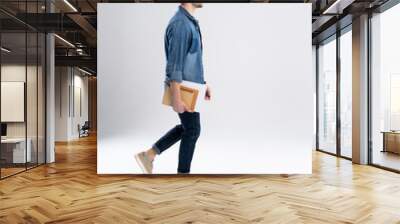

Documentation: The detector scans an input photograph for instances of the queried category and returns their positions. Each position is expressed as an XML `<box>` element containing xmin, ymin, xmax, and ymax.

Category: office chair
<box><xmin>79</xmin><ymin>121</ymin><xmax>90</xmax><ymax>138</ymax></box>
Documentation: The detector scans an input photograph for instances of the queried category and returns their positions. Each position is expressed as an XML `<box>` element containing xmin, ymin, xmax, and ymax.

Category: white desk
<box><xmin>1</xmin><ymin>138</ymin><xmax>31</xmax><ymax>163</ymax></box>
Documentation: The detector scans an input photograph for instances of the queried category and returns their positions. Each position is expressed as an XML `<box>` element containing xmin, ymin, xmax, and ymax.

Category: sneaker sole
<box><xmin>134</xmin><ymin>154</ymin><xmax>151</xmax><ymax>174</ymax></box>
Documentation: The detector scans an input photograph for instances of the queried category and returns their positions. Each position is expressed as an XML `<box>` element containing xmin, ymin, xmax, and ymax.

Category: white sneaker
<box><xmin>134</xmin><ymin>152</ymin><xmax>153</xmax><ymax>174</ymax></box>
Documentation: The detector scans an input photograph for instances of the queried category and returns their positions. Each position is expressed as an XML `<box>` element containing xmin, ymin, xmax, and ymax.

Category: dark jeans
<box><xmin>152</xmin><ymin>112</ymin><xmax>201</xmax><ymax>173</ymax></box>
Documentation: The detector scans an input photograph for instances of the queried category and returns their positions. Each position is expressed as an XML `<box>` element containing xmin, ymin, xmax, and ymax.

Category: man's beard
<box><xmin>192</xmin><ymin>3</ymin><xmax>203</xmax><ymax>8</ymax></box>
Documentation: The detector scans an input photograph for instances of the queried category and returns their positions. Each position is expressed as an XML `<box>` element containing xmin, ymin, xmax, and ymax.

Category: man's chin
<box><xmin>193</xmin><ymin>3</ymin><xmax>203</xmax><ymax>8</ymax></box>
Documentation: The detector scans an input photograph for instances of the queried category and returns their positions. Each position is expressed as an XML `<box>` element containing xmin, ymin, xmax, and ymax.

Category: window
<box><xmin>370</xmin><ymin>3</ymin><xmax>400</xmax><ymax>171</ymax></box>
<box><xmin>339</xmin><ymin>29</ymin><xmax>352</xmax><ymax>158</ymax></box>
<box><xmin>318</xmin><ymin>37</ymin><xmax>337</xmax><ymax>154</ymax></box>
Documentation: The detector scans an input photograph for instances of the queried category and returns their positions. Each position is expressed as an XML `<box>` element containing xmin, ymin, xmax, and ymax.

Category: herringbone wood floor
<box><xmin>1</xmin><ymin>135</ymin><xmax>400</xmax><ymax>224</ymax></box>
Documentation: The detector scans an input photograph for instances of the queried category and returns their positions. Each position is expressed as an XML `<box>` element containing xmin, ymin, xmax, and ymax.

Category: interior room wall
<box><xmin>1</xmin><ymin>65</ymin><xmax>25</xmax><ymax>139</ymax></box>
<box><xmin>55</xmin><ymin>66</ymin><xmax>70</xmax><ymax>141</ymax></box>
<box><xmin>72</xmin><ymin>72</ymin><xmax>89</xmax><ymax>137</ymax></box>
<box><xmin>1</xmin><ymin>64</ymin><xmax>45</xmax><ymax>164</ymax></box>
<box><xmin>1</xmin><ymin>64</ymin><xmax>38</xmax><ymax>138</ymax></box>
<box><xmin>55</xmin><ymin>66</ymin><xmax>89</xmax><ymax>141</ymax></box>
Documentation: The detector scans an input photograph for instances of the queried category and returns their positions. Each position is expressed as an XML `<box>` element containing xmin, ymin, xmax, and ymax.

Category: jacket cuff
<box><xmin>168</xmin><ymin>71</ymin><xmax>183</xmax><ymax>83</ymax></box>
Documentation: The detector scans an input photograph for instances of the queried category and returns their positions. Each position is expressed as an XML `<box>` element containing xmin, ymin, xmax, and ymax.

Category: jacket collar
<box><xmin>178</xmin><ymin>6</ymin><xmax>198</xmax><ymax>25</ymax></box>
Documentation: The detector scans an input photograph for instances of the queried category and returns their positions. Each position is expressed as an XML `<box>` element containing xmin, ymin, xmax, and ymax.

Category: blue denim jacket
<box><xmin>164</xmin><ymin>6</ymin><xmax>205</xmax><ymax>84</ymax></box>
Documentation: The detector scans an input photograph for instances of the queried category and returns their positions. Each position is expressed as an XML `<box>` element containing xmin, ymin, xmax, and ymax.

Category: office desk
<box><xmin>382</xmin><ymin>131</ymin><xmax>400</xmax><ymax>154</ymax></box>
<box><xmin>1</xmin><ymin>138</ymin><xmax>31</xmax><ymax>164</ymax></box>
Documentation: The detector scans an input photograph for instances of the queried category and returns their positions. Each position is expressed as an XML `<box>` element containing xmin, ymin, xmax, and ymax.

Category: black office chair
<box><xmin>79</xmin><ymin>121</ymin><xmax>90</xmax><ymax>138</ymax></box>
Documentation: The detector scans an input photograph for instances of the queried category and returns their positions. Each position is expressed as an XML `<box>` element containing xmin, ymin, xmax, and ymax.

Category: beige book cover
<box><xmin>162</xmin><ymin>84</ymin><xmax>199</xmax><ymax>111</ymax></box>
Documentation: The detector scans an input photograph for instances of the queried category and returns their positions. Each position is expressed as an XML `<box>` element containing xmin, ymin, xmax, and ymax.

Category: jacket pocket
<box><xmin>189</xmin><ymin>37</ymin><xmax>200</xmax><ymax>54</ymax></box>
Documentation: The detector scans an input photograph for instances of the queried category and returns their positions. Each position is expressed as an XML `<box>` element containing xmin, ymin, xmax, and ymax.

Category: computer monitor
<box><xmin>1</xmin><ymin>123</ymin><xmax>7</xmax><ymax>137</ymax></box>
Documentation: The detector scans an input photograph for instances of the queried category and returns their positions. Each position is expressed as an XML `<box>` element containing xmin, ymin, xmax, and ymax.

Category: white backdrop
<box><xmin>98</xmin><ymin>3</ymin><xmax>313</xmax><ymax>174</ymax></box>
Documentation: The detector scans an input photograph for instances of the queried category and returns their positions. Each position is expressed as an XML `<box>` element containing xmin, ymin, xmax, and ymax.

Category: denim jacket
<box><xmin>164</xmin><ymin>6</ymin><xmax>205</xmax><ymax>85</ymax></box>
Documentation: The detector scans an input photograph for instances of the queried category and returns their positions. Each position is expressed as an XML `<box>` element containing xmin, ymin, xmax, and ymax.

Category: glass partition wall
<box><xmin>370</xmin><ymin>3</ymin><xmax>400</xmax><ymax>171</ymax></box>
<box><xmin>316</xmin><ymin>27</ymin><xmax>353</xmax><ymax>159</ymax></box>
<box><xmin>0</xmin><ymin>2</ymin><xmax>46</xmax><ymax>179</ymax></box>
<box><xmin>0</xmin><ymin>31</ymin><xmax>28</xmax><ymax>177</ymax></box>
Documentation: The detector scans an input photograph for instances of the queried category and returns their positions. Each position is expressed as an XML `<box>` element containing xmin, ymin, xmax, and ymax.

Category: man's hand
<box><xmin>205</xmin><ymin>85</ymin><xmax>211</xmax><ymax>100</ymax></box>
<box><xmin>170</xmin><ymin>81</ymin><xmax>192</xmax><ymax>113</ymax></box>
<box><xmin>172</xmin><ymin>100</ymin><xmax>189</xmax><ymax>113</ymax></box>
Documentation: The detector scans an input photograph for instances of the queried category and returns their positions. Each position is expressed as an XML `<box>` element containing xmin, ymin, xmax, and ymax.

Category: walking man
<box><xmin>135</xmin><ymin>3</ymin><xmax>211</xmax><ymax>174</ymax></box>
